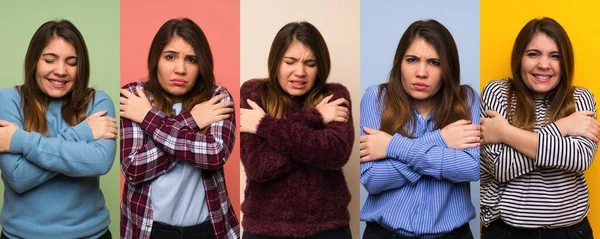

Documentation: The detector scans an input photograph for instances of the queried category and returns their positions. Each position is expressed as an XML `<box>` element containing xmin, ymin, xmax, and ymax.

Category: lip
<box><xmin>289</xmin><ymin>79</ymin><xmax>307</xmax><ymax>89</ymax></box>
<box><xmin>46</xmin><ymin>78</ymin><xmax>69</xmax><ymax>89</ymax></box>
<box><xmin>531</xmin><ymin>73</ymin><xmax>554</xmax><ymax>83</ymax></box>
<box><xmin>413</xmin><ymin>82</ymin><xmax>428</xmax><ymax>90</ymax></box>
<box><xmin>170</xmin><ymin>78</ymin><xmax>187</xmax><ymax>86</ymax></box>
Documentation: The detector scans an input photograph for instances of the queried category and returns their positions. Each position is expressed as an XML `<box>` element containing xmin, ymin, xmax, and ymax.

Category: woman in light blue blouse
<box><xmin>0</xmin><ymin>20</ymin><xmax>116</xmax><ymax>239</ymax></box>
<box><xmin>359</xmin><ymin>19</ymin><xmax>480</xmax><ymax>238</ymax></box>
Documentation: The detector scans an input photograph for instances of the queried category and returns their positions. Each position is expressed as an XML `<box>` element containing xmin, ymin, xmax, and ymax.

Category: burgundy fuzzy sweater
<box><xmin>240</xmin><ymin>79</ymin><xmax>354</xmax><ymax>237</ymax></box>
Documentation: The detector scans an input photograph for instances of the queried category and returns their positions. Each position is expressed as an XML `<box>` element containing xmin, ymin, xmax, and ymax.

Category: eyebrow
<box><xmin>525</xmin><ymin>49</ymin><xmax>559</xmax><ymax>54</ymax></box>
<box><xmin>283</xmin><ymin>56</ymin><xmax>315</xmax><ymax>61</ymax></box>
<box><xmin>41</xmin><ymin>53</ymin><xmax>77</xmax><ymax>60</ymax></box>
<box><xmin>405</xmin><ymin>54</ymin><xmax>439</xmax><ymax>60</ymax></box>
<box><xmin>163</xmin><ymin>50</ymin><xmax>196</xmax><ymax>57</ymax></box>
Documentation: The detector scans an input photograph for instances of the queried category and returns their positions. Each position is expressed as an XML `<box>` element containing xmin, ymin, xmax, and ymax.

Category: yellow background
<box><xmin>481</xmin><ymin>0</ymin><xmax>600</xmax><ymax>236</ymax></box>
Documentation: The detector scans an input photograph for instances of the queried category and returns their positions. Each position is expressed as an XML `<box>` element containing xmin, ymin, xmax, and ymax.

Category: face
<box><xmin>400</xmin><ymin>37</ymin><xmax>443</xmax><ymax>104</ymax></box>
<box><xmin>157</xmin><ymin>36</ymin><xmax>199</xmax><ymax>101</ymax></box>
<box><xmin>36</xmin><ymin>37</ymin><xmax>77</xmax><ymax>98</ymax></box>
<box><xmin>277</xmin><ymin>40</ymin><xmax>318</xmax><ymax>97</ymax></box>
<box><xmin>520</xmin><ymin>32</ymin><xmax>561</xmax><ymax>96</ymax></box>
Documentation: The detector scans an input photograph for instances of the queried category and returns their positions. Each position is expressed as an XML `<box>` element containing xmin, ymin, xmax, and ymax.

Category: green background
<box><xmin>0</xmin><ymin>1</ymin><xmax>120</xmax><ymax>238</ymax></box>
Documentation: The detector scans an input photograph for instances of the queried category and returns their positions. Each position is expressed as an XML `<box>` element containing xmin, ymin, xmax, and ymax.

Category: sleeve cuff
<box><xmin>141</xmin><ymin>108</ymin><xmax>164</xmax><ymax>134</ymax></box>
<box><xmin>387</xmin><ymin>134</ymin><xmax>413</xmax><ymax>163</ymax></box>
<box><xmin>10</xmin><ymin>129</ymin><xmax>29</xmax><ymax>154</ymax></box>
<box><xmin>255</xmin><ymin>115</ymin><xmax>278</xmax><ymax>140</ymax></box>
<box><xmin>72</xmin><ymin>121</ymin><xmax>95</xmax><ymax>142</ymax></box>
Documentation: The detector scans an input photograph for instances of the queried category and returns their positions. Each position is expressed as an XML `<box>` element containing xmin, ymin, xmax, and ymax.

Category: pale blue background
<box><xmin>359</xmin><ymin>0</ymin><xmax>480</xmax><ymax>238</ymax></box>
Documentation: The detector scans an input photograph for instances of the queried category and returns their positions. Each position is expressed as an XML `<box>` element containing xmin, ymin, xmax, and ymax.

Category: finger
<box><xmin>246</xmin><ymin>99</ymin><xmax>263</xmax><ymax>111</ymax></box>
<box><xmin>210</xmin><ymin>94</ymin><xmax>228</xmax><ymax>104</ymax></box>
<box><xmin>319</xmin><ymin>94</ymin><xmax>334</xmax><ymax>105</ymax></box>
<box><xmin>0</xmin><ymin>119</ymin><xmax>10</xmax><ymax>127</ymax></box>
<box><xmin>363</xmin><ymin>127</ymin><xmax>378</xmax><ymax>135</ymax></box>
<box><xmin>585</xmin><ymin>132</ymin><xmax>599</xmax><ymax>143</ymax></box>
<box><xmin>360</xmin><ymin>156</ymin><xmax>376</xmax><ymax>163</ymax></box>
<box><xmin>120</xmin><ymin>89</ymin><xmax>134</xmax><ymax>98</ymax></box>
<box><xmin>360</xmin><ymin>149</ymin><xmax>368</xmax><ymax>157</ymax></box>
<box><xmin>480</xmin><ymin>118</ymin><xmax>486</xmax><ymax>124</ymax></box>
<box><xmin>135</xmin><ymin>86</ymin><xmax>147</xmax><ymax>98</ymax></box>
<box><xmin>359</xmin><ymin>135</ymin><xmax>368</xmax><ymax>143</ymax></box>
<box><xmin>336</xmin><ymin>110</ymin><xmax>349</xmax><ymax>118</ymax></box>
<box><xmin>579</xmin><ymin>111</ymin><xmax>595</xmax><ymax>117</ymax></box>
<box><xmin>334</xmin><ymin>116</ymin><xmax>348</xmax><ymax>123</ymax></box>
<box><xmin>119</xmin><ymin>97</ymin><xmax>127</xmax><ymax>105</ymax></box>
<box><xmin>215</xmin><ymin>101</ymin><xmax>235</xmax><ymax>109</ymax></box>
<box><xmin>330</xmin><ymin>98</ymin><xmax>349</xmax><ymax>106</ymax></box>
<box><xmin>220</xmin><ymin>108</ymin><xmax>235</xmax><ymax>115</ymax></box>
<box><xmin>337</xmin><ymin>106</ymin><xmax>350</xmax><ymax>114</ymax></box>
<box><xmin>457</xmin><ymin>142</ymin><xmax>480</xmax><ymax>149</ymax></box>
<box><xmin>449</xmin><ymin>119</ymin><xmax>470</xmax><ymax>126</ymax></box>
<box><xmin>359</xmin><ymin>142</ymin><xmax>367</xmax><ymax>150</ymax></box>
<box><xmin>485</xmin><ymin>110</ymin><xmax>500</xmax><ymax>118</ymax></box>
<box><xmin>89</xmin><ymin>110</ymin><xmax>108</xmax><ymax>118</ymax></box>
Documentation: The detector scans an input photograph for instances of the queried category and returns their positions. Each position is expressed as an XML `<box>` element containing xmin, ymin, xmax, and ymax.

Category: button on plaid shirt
<box><xmin>120</xmin><ymin>81</ymin><xmax>239</xmax><ymax>239</ymax></box>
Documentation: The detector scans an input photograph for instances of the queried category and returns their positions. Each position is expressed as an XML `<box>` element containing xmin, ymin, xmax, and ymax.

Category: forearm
<box><xmin>501</xmin><ymin>125</ymin><xmax>538</xmax><ymax>160</ymax></box>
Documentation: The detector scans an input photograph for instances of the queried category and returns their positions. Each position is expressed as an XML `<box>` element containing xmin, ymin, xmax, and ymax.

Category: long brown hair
<box><xmin>261</xmin><ymin>21</ymin><xmax>331</xmax><ymax>119</ymax></box>
<box><xmin>145</xmin><ymin>18</ymin><xmax>215</xmax><ymax>117</ymax></box>
<box><xmin>379</xmin><ymin>19</ymin><xmax>473</xmax><ymax>137</ymax></box>
<box><xmin>507</xmin><ymin>17</ymin><xmax>575</xmax><ymax>131</ymax></box>
<box><xmin>20</xmin><ymin>20</ymin><xmax>94</xmax><ymax>135</ymax></box>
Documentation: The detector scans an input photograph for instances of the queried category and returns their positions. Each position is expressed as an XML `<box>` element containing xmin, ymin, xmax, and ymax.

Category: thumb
<box><xmin>363</xmin><ymin>126</ymin><xmax>378</xmax><ymax>135</ymax></box>
<box><xmin>580</xmin><ymin>111</ymin><xmax>595</xmax><ymax>117</ymax></box>
<box><xmin>0</xmin><ymin>119</ymin><xmax>10</xmax><ymax>127</ymax></box>
<box><xmin>485</xmin><ymin>110</ymin><xmax>500</xmax><ymax>118</ymax></box>
<box><xmin>319</xmin><ymin>94</ymin><xmax>334</xmax><ymax>105</ymax></box>
<box><xmin>136</xmin><ymin>86</ymin><xmax>147</xmax><ymax>98</ymax></box>
<box><xmin>247</xmin><ymin>99</ymin><xmax>262</xmax><ymax>111</ymax></box>
<box><xmin>89</xmin><ymin>110</ymin><xmax>108</xmax><ymax>118</ymax></box>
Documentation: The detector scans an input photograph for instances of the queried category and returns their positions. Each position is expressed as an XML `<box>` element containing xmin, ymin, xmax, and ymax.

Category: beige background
<box><xmin>240</xmin><ymin>0</ymin><xmax>360</xmax><ymax>237</ymax></box>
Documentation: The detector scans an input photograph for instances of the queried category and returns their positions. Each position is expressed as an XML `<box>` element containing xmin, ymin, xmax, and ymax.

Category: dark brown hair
<box><xmin>261</xmin><ymin>21</ymin><xmax>331</xmax><ymax>119</ymax></box>
<box><xmin>145</xmin><ymin>18</ymin><xmax>215</xmax><ymax>117</ymax></box>
<box><xmin>20</xmin><ymin>19</ymin><xmax>94</xmax><ymax>135</ymax></box>
<box><xmin>507</xmin><ymin>17</ymin><xmax>575</xmax><ymax>130</ymax></box>
<box><xmin>379</xmin><ymin>19</ymin><xmax>473</xmax><ymax>137</ymax></box>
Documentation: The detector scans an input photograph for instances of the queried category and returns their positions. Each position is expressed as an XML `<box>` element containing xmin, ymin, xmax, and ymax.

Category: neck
<box><xmin>414</xmin><ymin>99</ymin><xmax>432</xmax><ymax>119</ymax></box>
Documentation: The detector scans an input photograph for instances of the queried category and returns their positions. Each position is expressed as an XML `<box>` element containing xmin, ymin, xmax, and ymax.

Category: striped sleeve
<box><xmin>359</xmin><ymin>86</ymin><xmax>423</xmax><ymax>194</ymax></box>
<box><xmin>535</xmin><ymin>88</ymin><xmax>597</xmax><ymax>172</ymax></box>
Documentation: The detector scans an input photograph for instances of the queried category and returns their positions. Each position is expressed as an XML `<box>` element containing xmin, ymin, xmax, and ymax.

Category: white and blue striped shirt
<box><xmin>360</xmin><ymin>85</ymin><xmax>480</xmax><ymax>238</ymax></box>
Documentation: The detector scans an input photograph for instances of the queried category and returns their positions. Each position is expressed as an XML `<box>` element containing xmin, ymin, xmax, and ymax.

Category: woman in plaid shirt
<box><xmin>120</xmin><ymin>18</ymin><xmax>239</xmax><ymax>239</ymax></box>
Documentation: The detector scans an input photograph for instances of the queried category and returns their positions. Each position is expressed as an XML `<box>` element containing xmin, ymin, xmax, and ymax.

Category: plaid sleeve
<box><xmin>139</xmin><ymin>87</ymin><xmax>235</xmax><ymax>171</ymax></box>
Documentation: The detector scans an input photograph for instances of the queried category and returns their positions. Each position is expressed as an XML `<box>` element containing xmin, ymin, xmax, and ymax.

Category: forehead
<box><xmin>405</xmin><ymin>37</ymin><xmax>438</xmax><ymax>57</ymax></box>
<box><xmin>164</xmin><ymin>36</ymin><xmax>196</xmax><ymax>54</ymax></box>
<box><xmin>42</xmin><ymin>37</ymin><xmax>77</xmax><ymax>55</ymax></box>
<box><xmin>283</xmin><ymin>40</ymin><xmax>314</xmax><ymax>58</ymax></box>
<box><xmin>526</xmin><ymin>32</ymin><xmax>558</xmax><ymax>50</ymax></box>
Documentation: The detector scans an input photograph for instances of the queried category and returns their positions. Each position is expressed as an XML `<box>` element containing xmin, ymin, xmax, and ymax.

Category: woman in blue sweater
<box><xmin>359</xmin><ymin>19</ymin><xmax>480</xmax><ymax>238</ymax></box>
<box><xmin>0</xmin><ymin>20</ymin><xmax>116</xmax><ymax>238</ymax></box>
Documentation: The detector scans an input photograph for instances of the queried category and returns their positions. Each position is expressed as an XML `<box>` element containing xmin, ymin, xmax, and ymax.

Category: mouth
<box><xmin>531</xmin><ymin>73</ymin><xmax>553</xmax><ymax>83</ymax></box>
<box><xmin>170</xmin><ymin>78</ymin><xmax>187</xmax><ymax>86</ymax></box>
<box><xmin>47</xmin><ymin>78</ymin><xmax>69</xmax><ymax>88</ymax></box>
<box><xmin>289</xmin><ymin>80</ymin><xmax>307</xmax><ymax>89</ymax></box>
<box><xmin>413</xmin><ymin>82</ymin><xmax>428</xmax><ymax>90</ymax></box>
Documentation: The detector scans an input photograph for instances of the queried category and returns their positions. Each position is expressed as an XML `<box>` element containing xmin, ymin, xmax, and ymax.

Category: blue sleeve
<box><xmin>359</xmin><ymin>86</ymin><xmax>423</xmax><ymax>194</ymax></box>
<box><xmin>0</xmin><ymin>89</ymin><xmax>90</xmax><ymax>193</ymax></box>
<box><xmin>386</xmin><ymin>90</ymin><xmax>480</xmax><ymax>182</ymax></box>
<box><xmin>7</xmin><ymin>91</ymin><xmax>116</xmax><ymax>179</ymax></box>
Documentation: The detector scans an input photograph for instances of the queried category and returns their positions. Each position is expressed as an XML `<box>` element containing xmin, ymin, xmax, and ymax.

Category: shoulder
<box><xmin>0</xmin><ymin>87</ymin><xmax>21</xmax><ymax>101</ymax></box>
<box><xmin>573</xmin><ymin>87</ymin><xmax>596</xmax><ymax>110</ymax></box>
<box><xmin>241</xmin><ymin>78</ymin><xmax>267</xmax><ymax>101</ymax></box>
<box><xmin>93</xmin><ymin>89</ymin><xmax>112</xmax><ymax>102</ymax></box>
<box><xmin>325</xmin><ymin>82</ymin><xmax>351</xmax><ymax>100</ymax></box>
<box><xmin>121</xmin><ymin>81</ymin><xmax>145</xmax><ymax>93</ymax></box>
<box><xmin>482</xmin><ymin>78</ymin><xmax>510</xmax><ymax>94</ymax></box>
<box><xmin>213</xmin><ymin>85</ymin><xmax>233</xmax><ymax>102</ymax></box>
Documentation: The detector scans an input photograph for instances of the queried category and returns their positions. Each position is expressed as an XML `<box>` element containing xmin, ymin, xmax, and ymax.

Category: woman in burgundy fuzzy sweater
<box><xmin>239</xmin><ymin>21</ymin><xmax>354</xmax><ymax>239</ymax></box>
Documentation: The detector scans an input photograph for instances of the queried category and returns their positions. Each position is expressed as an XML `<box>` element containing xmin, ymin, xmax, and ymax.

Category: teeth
<box><xmin>49</xmin><ymin>79</ymin><xmax>67</xmax><ymax>85</ymax></box>
<box><xmin>534</xmin><ymin>75</ymin><xmax>551</xmax><ymax>79</ymax></box>
<box><xmin>291</xmin><ymin>81</ymin><xmax>306</xmax><ymax>85</ymax></box>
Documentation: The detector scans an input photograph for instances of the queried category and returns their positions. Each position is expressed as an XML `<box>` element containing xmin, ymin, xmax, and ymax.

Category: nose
<box><xmin>537</xmin><ymin>56</ymin><xmax>551</xmax><ymax>70</ymax></box>
<box><xmin>416</xmin><ymin>62</ymin><xmax>428</xmax><ymax>79</ymax></box>
<box><xmin>175</xmin><ymin>59</ymin><xmax>187</xmax><ymax>75</ymax></box>
<box><xmin>293</xmin><ymin>64</ymin><xmax>306</xmax><ymax>77</ymax></box>
<box><xmin>54</xmin><ymin>63</ymin><xmax>67</xmax><ymax>77</ymax></box>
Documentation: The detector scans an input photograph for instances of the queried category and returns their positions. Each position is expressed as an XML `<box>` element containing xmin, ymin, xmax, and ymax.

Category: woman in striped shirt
<box><xmin>480</xmin><ymin>17</ymin><xmax>598</xmax><ymax>239</ymax></box>
<box><xmin>360</xmin><ymin>19</ymin><xmax>480</xmax><ymax>238</ymax></box>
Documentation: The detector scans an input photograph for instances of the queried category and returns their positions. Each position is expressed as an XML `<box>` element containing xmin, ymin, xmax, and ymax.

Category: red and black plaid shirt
<box><xmin>120</xmin><ymin>81</ymin><xmax>239</xmax><ymax>239</ymax></box>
